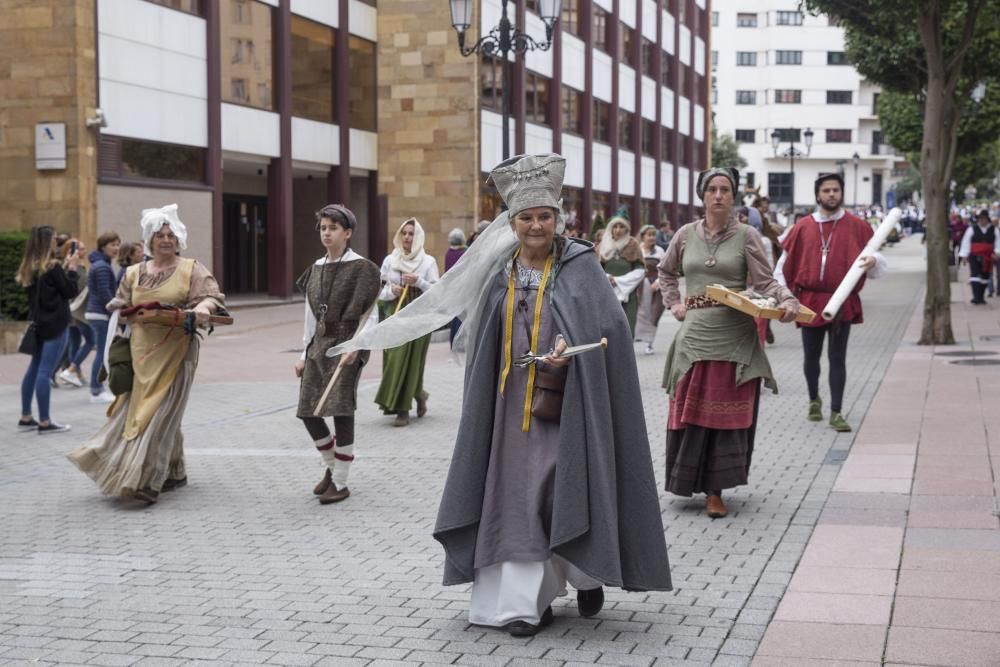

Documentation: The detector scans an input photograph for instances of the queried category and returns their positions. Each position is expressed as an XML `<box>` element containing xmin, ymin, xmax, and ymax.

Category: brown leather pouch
<box><xmin>530</xmin><ymin>365</ymin><xmax>567</xmax><ymax>422</ymax></box>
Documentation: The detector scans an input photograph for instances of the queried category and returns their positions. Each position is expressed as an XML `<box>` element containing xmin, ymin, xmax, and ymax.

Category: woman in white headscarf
<box><xmin>374</xmin><ymin>218</ymin><xmax>439</xmax><ymax>426</ymax></box>
<box><xmin>67</xmin><ymin>204</ymin><xmax>226</xmax><ymax>505</ymax></box>
<box><xmin>598</xmin><ymin>208</ymin><xmax>644</xmax><ymax>336</ymax></box>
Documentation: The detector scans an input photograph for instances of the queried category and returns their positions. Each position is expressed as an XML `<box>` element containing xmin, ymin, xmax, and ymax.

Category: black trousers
<box><xmin>300</xmin><ymin>415</ymin><xmax>355</xmax><ymax>447</ymax></box>
<box><xmin>801</xmin><ymin>323</ymin><xmax>852</xmax><ymax>413</ymax></box>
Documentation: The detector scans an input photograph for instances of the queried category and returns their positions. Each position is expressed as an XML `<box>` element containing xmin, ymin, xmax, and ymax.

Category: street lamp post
<box><xmin>770</xmin><ymin>128</ymin><xmax>813</xmax><ymax>212</ymax></box>
<box><xmin>852</xmin><ymin>152</ymin><xmax>861</xmax><ymax>209</ymax></box>
<box><xmin>449</xmin><ymin>0</ymin><xmax>561</xmax><ymax>160</ymax></box>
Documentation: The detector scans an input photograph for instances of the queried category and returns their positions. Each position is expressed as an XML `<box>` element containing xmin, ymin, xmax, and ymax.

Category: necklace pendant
<box><xmin>820</xmin><ymin>249</ymin><xmax>828</xmax><ymax>282</ymax></box>
<box><xmin>316</xmin><ymin>320</ymin><xmax>326</xmax><ymax>338</ymax></box>
<box><xmin>705</xmin><ymin>256</ymin><xmax>717</xmax><ymax>268</ymax></box>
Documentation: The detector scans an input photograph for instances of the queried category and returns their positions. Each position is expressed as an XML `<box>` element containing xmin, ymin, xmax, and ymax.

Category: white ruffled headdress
<box><xmin>140</xmin><ymin>204</ymin><xmax>187</xmax><ymax>255</ymax></box>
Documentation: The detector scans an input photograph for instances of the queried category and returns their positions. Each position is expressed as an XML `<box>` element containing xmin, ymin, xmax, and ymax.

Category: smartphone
<box><xmin>69</xmin><ymin>240</ymin><xmax>78</xmax><ymax>254</ymax></box>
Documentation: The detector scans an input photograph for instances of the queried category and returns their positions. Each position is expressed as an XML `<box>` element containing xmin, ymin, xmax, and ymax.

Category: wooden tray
<box><xmin>124</xmin><ymin>308</ymin><xmax>234</xmax><ymax>327</ymax></box>
<box><xmin>705</xmin><ymin>284</ymin><xmax>816</xmax><ymax>324</ymax></box>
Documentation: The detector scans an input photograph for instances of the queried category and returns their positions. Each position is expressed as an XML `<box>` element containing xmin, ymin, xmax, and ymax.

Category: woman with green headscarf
<box><xmin>598</xmin><ymin>208</ymin><xmax>644</xmax><ymax>336</ymax></box>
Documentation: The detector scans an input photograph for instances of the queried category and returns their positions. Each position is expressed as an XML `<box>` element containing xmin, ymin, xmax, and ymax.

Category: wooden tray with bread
<box><xmin>705</xmin><ymin>284</ymin><xmax>816</xmax><ymax>324</ymax></box>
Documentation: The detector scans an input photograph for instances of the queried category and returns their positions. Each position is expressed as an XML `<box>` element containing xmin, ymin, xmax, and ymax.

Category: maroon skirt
<box><xmin>666</xmin><ymin>361</ymin><xmax>760</xmax><ymax>497</ymax></box>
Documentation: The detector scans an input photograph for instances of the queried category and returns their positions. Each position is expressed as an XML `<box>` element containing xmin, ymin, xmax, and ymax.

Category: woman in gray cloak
<box><xmin>327</xmin><ymin>153</ymin><xmax>671</xmax><ymax>637</ymax></box>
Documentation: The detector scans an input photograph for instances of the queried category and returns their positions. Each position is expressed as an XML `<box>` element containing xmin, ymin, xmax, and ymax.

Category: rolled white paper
<box><xmin>821</xmin><ymin>207</ymin><xmax>900</xmax><ymax>321</ymax></box>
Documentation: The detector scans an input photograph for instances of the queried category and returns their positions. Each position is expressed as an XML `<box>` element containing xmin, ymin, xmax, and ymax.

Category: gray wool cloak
<box><xmin>433</xmin><ymin>238</ymin><xmax>672</xmax><ymax>592</ymax></box>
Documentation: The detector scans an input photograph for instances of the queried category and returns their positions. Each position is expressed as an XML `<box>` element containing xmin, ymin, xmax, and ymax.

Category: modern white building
<box><xmin>709</xmin><ymin>2</ymin><xmax>907</xmax><ymax>211</ymax></box>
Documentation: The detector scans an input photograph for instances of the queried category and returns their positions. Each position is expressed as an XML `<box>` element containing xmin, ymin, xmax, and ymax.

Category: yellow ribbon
<box><xmin>498</xmin><ymin>248</ymin><xmax>554</xmax><ymax>432</ymax></box>
<box><xmin>392</xmin><ymin>284</ymin><xmax>410</xmax><ymax>315</ymax></box>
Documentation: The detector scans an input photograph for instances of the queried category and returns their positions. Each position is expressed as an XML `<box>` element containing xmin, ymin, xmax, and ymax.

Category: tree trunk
<box><xmin>917</xmin><ymin>8</ymin><xmax>958</xmax><ymax>345</ymax></box>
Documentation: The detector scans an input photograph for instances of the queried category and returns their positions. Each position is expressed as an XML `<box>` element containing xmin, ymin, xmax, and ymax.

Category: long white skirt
<box><xmin>469</xmin><ymin>557</ymin><xmax>602</xmax><ymax>626</ymax></box>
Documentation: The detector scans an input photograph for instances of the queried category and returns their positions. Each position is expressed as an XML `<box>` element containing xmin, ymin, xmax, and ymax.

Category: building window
<box><xmin>745</xmin><ymin>172</ymin><xmax>755</xmax><ymax>187</ymax></box>
<box><xmin>593</xmin><ymin>191</ymin><xmax>610</xmax><ymax>220</ymax></box>
<box><xmin>775</xmin><ymin>89</ymin><xmax>802</xmax><ymax>104</ymax></box>
<box><xmin>661</xmin><ymin>51</ymin><xmax>672</xmax><ymax>87</ymax></box>
<box><xmin>141</xmin><ymin>0</ymin><xmax>201</xmax><ymax>15</ymax></box>
<box><xmin>768</xmin><ymin>173</ymin><xmax>793</xmax><ymax>203</ymax></box>
<box><xmin>678</xmin><ymin>139</ymin><xmax>687</xmax><ymax>168</ymax></box>
<box><xmin>481</xmin><ymin>53</ymin><xmax>502</xmax><ymax>112</ymax></box>
<box><xmin>349</xmin><ymin>36</ymin><xmax>377</xmax><ymax>131</ymax></box>
<box><xmin>776</xmin><ymin>11</ymin><xmax>803</xmax><ymax>25</ymax></box>
<box><xmin>642</xmin><ymin>39</ymin><xmax>656</xmax><ymax>76</ymax></box>
<box><xmin>735</xmin><ymin>90</ymin><xmax>756</xmax><ymax>105</ymax></box>
<box><xmin>525</xmin><ymin>72</ymin><xmax>550</xmax><ymax>126</ymax></box>
<box><xmin>711</xmin><ymin>11</ymin><xmax>719</xmax><ymax>26</ymax></box>
<box><xmin>711</xmin><ymin>50</ymin><xmax>718</xmax><ymax>68</ymax></box>
<box><xmin>827</xmin><ymin>90</ymin><xmax>853</xmax><ymax>104</ymax></box>
<box><xmin>872</xmin><ymin>92</ymin><xmax>880</xmax><ymax>115</ymax></box>
<box><xmin>619</xmin><ymin>110</ymin><xmax>634</xmax><ymax>150</ymax></box>
<box><xmin>594</xmin><ymin>100</ymin><xmax>611</xmax><ymax>143</ymax></box>
<box><xmin>775</xmin><ymin>50</ymin><xmax>802</xmax><ymax>65</ymax></box>
<box><xmin>826</xmin><ymin>129</ymin><xmax>852</xmax><ymax>143</ymax></box>
<box><xmin>560</xmin><ymin>0</ymin><xmax>578</xmax><ymax>35</ymax></box>
<box><xmin>561</xmin><ymin>86</ymin><xmax>582</xmax><ymax>134</ymax></box>
<box><xmin>734</xmin><ymin>129</ymin><xmax>755</xmax><ymax>143</ymax></box>
<box><xmin>711</xmin><ymin>88</ymin><xmax>717</xmax><ymax>104</ymax></box>
<box><xmin>220</xmin><ymin>0</ymin><xmax>273</xmax><ymax>110</ymax></box>
<box><xmin>621</xmin><ymin>24</ymin><xmax>636</xmax><ymax>67</ymax></box>
<box><xmin>99</xmin><ymin>135</ymin><xmax>206</xmax><ymax>184</ymax></box>
<box><xmin>593</xmin><ymin>7</ymin><xmax>609</xmax><ymax>53</ymax></box>
<box><xmin>872</xmin><ymin>130</ymin><xmax>884</xmax><ymax>154</ymax></box>
<box><xmin>642</xmin><ymin>119</ymin><xmax>657</xmax><ymax>156</ymax></box>
<box><xmin>736</xmin><ymin>51</ymin><xmax>757</xmax><ymax>66</ymax></box>
<box><xmin>661</xmin><ymin>127</ymin><xmax>673</xmax><ymax>162</ymax></box>
<box><xmin>290</xmin><ymin>16</ymin><xmax>334</xmax><ymax>123</ymax></box>
<box><xmin>737</xmin><ymin>12</ymin><xmax>757</xmax><ymax>27</ymax></box>
<box><xmin>827</xmin><ymin>51</ymin><xmax>849</xmax><ymax>65</ymax></box>
<box><xmin>773</xmin><ymin>128</ymin><xmax>801</xmax><ymax>142</ymax></box>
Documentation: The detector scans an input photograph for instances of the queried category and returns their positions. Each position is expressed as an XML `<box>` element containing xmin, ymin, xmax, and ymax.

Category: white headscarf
<box><xmin>140</xmin><ymin>204</ymin><xmax>187</xmax><ymax>255</ymax></box>
<box><xmin>390</xmin><ymin>218</ymin><xmax>426</xmax><ymax>273</ymax></box>
<box><xmin>599</xmin><ymin>219</ymin><xmax>631</xmax><ymax>260</ymax></box>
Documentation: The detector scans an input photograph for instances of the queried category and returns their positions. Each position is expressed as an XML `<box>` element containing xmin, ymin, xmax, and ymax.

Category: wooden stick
<box><xmin>313</xmin><ymin>301</ymin><xmax>377</xmax><ymax>417</ymax></box>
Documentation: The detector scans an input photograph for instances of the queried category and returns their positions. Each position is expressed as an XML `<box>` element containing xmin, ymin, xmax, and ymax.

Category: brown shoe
<box><xmin>393</xmin><ymin>411</ymin><xmax>410</xmax><ymax>427</ymax></box>
<box><xmin>706</xmin><ymin>494</ymin><xmax>727</xmax><ymax>518</ymax></box>
<box><xmin>313</xmin><ymin>468</ymin><xmax>332</xmax><ymax>496</ymax></box>
<box><xmin>319</xmin><ymin>483</ymin><xmax>350</xmax><ymax>504</ymax></box>
<box><xmin>416</xmin><ymin>391</ymin><xmax>429</xmax><ymax>418</ymax></box>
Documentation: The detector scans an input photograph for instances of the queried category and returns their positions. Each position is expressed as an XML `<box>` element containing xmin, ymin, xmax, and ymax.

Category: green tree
<box><xmin>710</xmin><ymin>127</ymin><xmax>748</xmax><ymax>170</ymax></box>
<box><xmin>807</xmin><ymin>0</ymin><xmax>1000</xmax><ymax>344</ymax></box>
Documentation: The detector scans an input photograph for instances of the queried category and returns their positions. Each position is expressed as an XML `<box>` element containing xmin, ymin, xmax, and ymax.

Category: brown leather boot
<box><xmin>313</xmin><ymin>468</ymin><xmax>332</xmax><ymax>496</ymax></box>
<box><xmin>706</xmin><ymin>493</ymin><xmax>727</xmax><ymax>518</ymax></box>
<box><xmin>319</xmin><ymin>483</ymin><xmax>350</xmax><ymax>504</ymax></box>
<box><xmin>416</xmin><ymin>391</ymin><xmax>429</xmax><ymax>418</ymax></box>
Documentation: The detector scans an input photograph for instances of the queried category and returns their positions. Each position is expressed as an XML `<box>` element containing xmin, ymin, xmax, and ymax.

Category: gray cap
<box><xmin>489</xmin><ymin>153</ymin><xmax>565</xmax><ymax>219</ymax></box>
<box><xmin>696</xmin><ymin>167</ymin><xmax>739</xmax><ymax>200</ymax></box>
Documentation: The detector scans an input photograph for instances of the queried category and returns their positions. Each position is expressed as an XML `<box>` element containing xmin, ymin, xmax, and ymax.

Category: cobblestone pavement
<box><xmin>0</xmin><ymin>239</ymin><xmax>925</xmax><ymax>666</ymax></box>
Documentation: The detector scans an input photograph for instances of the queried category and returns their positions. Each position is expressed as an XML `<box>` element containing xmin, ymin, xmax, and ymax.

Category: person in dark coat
<box><xmin>83</xmin><ymin>232</ymin><xmax>121</xmax><ymax>403</ymax></box>
<box><xmin>16</xmin><ymin>225</ymin><xmax>81</xmax><ymax>433</ymax></box>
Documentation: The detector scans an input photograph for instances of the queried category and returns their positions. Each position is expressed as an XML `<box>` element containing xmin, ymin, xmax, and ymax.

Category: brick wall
<box><xmin>377</xmin><ymin>0</ymin><xmax>479</xmax><ymax>267</ymax></box>
<box><xmin>0</xmin><ymin>0</ymin><xmax>97</xmax><ymax>243</ymax></box>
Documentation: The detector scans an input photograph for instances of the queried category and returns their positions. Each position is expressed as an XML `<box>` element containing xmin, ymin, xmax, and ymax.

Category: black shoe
<box><xmin>577</xmin><ymin>587</ymin><xmax>604</xmax><ymax>618</ymax></box>
<box><xmin>505</xmin><ymin>606</ymin><xmax>553</xmax><ymax>637</ymax></box>
<box><xmin>17</xmin><ymin>418</ymin><xmax>39</xmax><ymax>432</ymax></box>
<box><xmin>133</xmin><ymin>488</ymin><xmax>159</xmax><ymax>505</ymax></box>
<box><xmin>161</xmin><ymin>477</ymin><xmax>188</xmax><ymax>492</ymax></box>
<box><xmin>37</xmin><ymin>422</ymin><xmax>71</xmax><ymax>434</ymax></box>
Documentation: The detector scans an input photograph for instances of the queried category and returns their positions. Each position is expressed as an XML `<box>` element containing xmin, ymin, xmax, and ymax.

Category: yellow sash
<box><xmin>120</xmin><ymin>259</ymin><xmax>195</xmax><ymax>440</ymax></box>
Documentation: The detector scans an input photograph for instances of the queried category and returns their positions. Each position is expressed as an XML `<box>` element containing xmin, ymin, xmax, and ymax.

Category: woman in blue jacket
<box><xmin>84</xmin><ymin>232</ymin><xmax>121</xmax><ymax>403</ymax></box>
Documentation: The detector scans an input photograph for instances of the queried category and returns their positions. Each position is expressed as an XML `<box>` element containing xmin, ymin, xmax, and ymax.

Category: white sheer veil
<box><xmin>326</xmin><ymin>210</ymin><xmax>518</xmax><ymax>359</ymax></box>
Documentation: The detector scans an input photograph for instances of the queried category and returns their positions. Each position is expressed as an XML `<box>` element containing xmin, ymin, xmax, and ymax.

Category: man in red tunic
<box><xmin>775</xmin><ymin>174</ymin><xmax>886</xmax><ymax>432</ymax></box>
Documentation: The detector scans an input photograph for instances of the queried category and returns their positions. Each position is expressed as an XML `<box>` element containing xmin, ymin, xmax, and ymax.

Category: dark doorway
<box><xmin>872</xmin><ymin>172</ymin><xmax>883</xmax><ymax>208</ymax></box>
<box><xmin>223</xmin><ymin>195</ymin><xmax>268</xmax><ymax>293</ymax></box>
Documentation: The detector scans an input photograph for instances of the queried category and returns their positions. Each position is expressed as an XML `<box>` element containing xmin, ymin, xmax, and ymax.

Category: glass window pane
<box><xmin>141</xmin><ymin>0</ymin><xmax>201</xmax><ymax>16</ymax></box>
<box><xmin>291</xmin><ymin>16</ymin><xmax>334</xmax><ymax>123</ymax></box>
<box><xmin>221</xmin><ymin>0</ymin><xmax>273</xmax><ymax>110</ymax></box>
<box><xmin>349</xmin><ymin>36</ymin><xmax>377</xmax><ymax>131</ymax></box>
<box><xmin>121</xmin><ymin>138</ymin><xmax>206</xmax><ymax>182</ymax></box>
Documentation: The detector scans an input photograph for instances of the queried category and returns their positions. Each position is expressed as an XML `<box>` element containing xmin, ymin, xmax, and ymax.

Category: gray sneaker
<box><xmin>37</xmin><ymin>422</ymin><xmax>72</xmax><ymax>434</ymax></box>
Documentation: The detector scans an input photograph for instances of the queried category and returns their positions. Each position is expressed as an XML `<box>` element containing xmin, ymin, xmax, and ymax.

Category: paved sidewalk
<box><xmin>755</xmin><ymin>266</ymin><xmax>1000</xmax><ymax>666</ymax></box>
<box><xmin>0</xmin><ymin>239</ymin><xmax>926</xmax><ymax>666</ymax></box>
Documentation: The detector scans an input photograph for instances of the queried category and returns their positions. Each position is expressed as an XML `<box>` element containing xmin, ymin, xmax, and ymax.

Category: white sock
<box><xmin>315</xmin><ymin>436</ymin><xmax>337</xmax><ymax>471</ymax></box>
<box><xmin>331</xmin><ymin>444</ymin><xmax>355</xmax><ymax>489</ymax></box>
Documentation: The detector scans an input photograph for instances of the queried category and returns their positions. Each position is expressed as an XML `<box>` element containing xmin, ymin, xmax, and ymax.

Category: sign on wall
<box><xmin>35</xmin><ymin>122</ymin><xmax>67</xmax><ymax>170</ymax></box>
